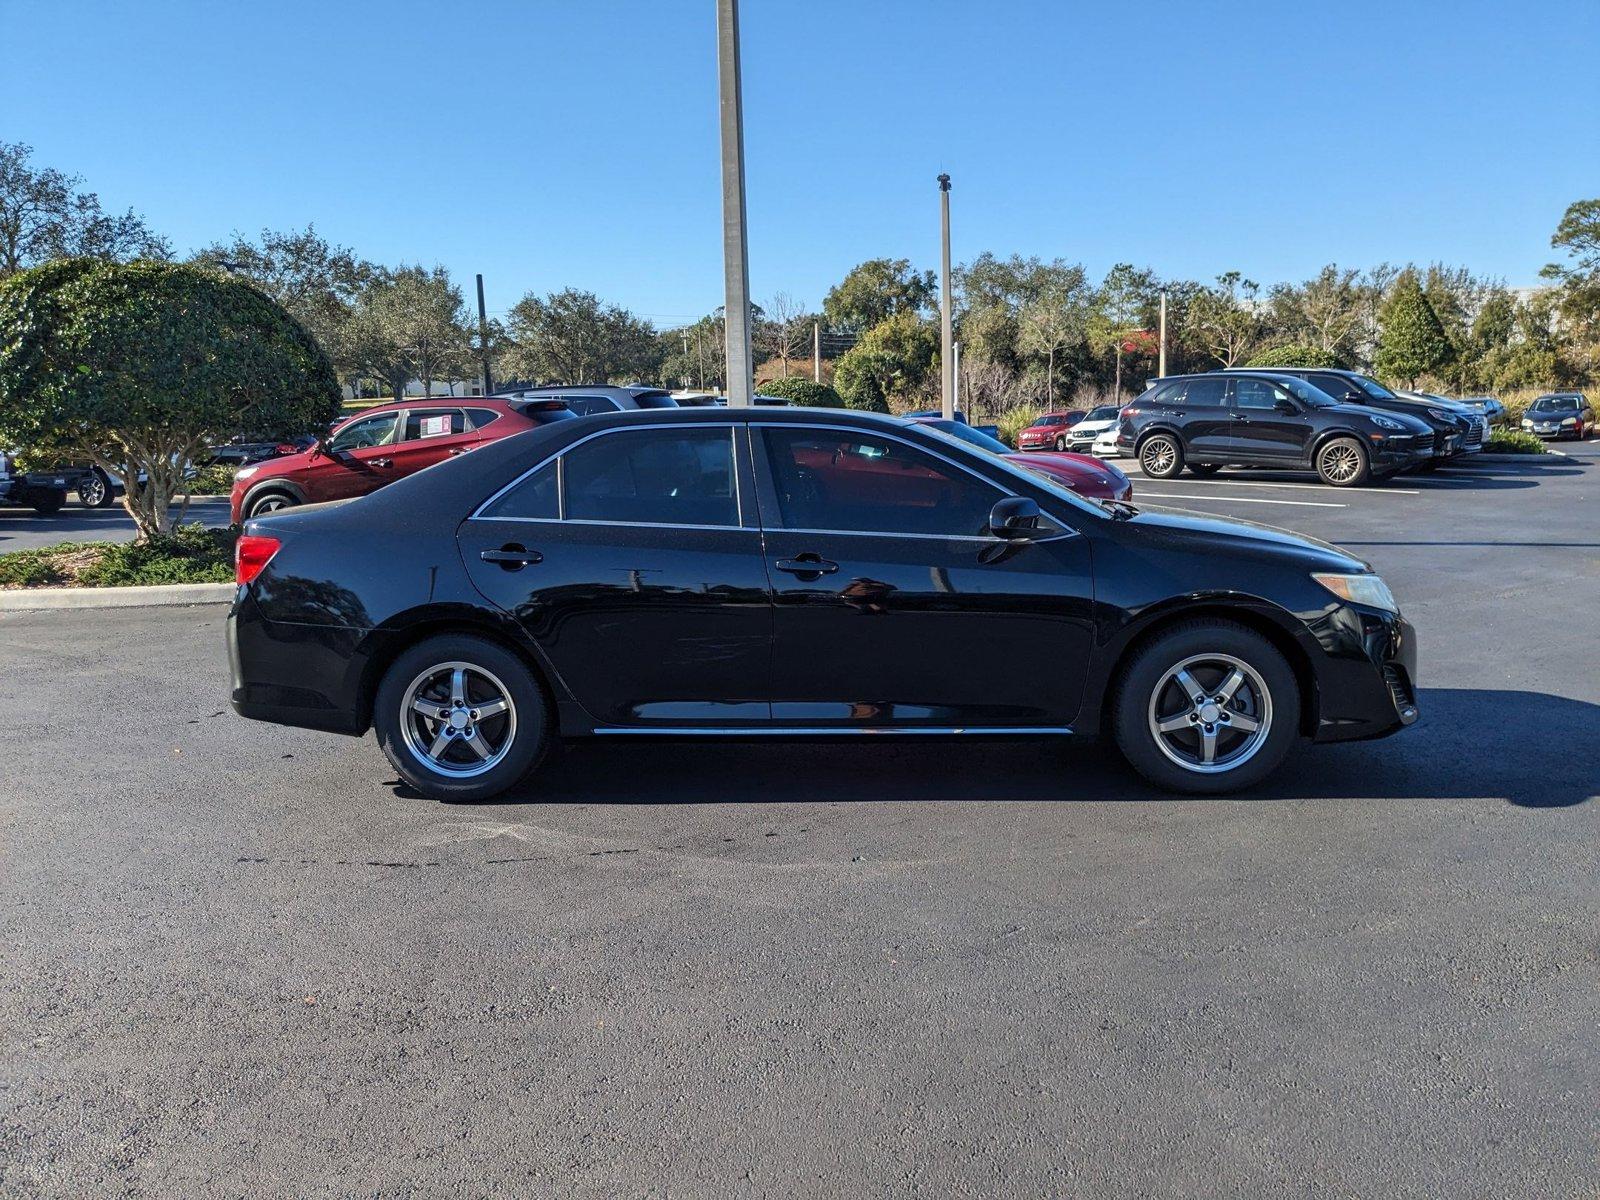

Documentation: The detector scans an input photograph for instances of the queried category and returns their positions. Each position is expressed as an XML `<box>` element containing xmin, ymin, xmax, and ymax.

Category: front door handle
<box><xmin>775</xmin><ymin>554</ymin><xmax>838</xmax><ymax>576</ymax></box>
<box><xmin>369</xmin><ymin>457</ymin><xmax>393</xmax><ymax>468</ymax></box>
<box><xmin>480</xmin><ymin>544</ymin><xmax>543</xmax><ymax>570</ymax></box>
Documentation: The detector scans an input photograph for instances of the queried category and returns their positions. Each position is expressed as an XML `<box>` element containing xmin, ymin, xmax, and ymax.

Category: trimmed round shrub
<box><xmin>1246</xmin><ymin>342</ymin><xmax>1343</xmax><ymax>369</ymax></box>
<box><xmin>759</xmin><ymin>377</ymin><xmax>845</xmax><ymax>408</ymax></box>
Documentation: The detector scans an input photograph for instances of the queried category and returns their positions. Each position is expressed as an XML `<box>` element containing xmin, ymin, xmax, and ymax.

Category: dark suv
<box><xmin>1232</xmin><ymin>367</ymin><xmax>1480</xmax><ymax>466</ymax></box>
<box><xmin>1116</xmin><ymin>371</ymin><xmax>1435</xmax><ymax>486</ymax></box>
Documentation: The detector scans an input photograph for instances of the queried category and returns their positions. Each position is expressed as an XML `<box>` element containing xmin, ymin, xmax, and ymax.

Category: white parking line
<box><xmin>1135</xmin><ymin>492</ymin><xmax>1346</xmax><ymax>509</ymax></box>
<box><xmin>1124</xmin><ymin>472</ymin><xmax>1418</xmax><ymax>495</ymax></box>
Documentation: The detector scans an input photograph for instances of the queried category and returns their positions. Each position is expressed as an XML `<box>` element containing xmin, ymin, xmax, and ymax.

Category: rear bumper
<box><xmin>1310</xmin><ymin>607</ymin><xmax>1419</xmax><ymax>743</ymax></box>
<box><xmin>228</xmin><ymin>589</ymin><xmax>369</xmax><ymax>736</ymax></box>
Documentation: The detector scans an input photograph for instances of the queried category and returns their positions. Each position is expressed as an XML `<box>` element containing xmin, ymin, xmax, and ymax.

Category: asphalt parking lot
<box><xmin>0</xmin><ymin>495</ymin><xmax>232</xmax><ymax>553</ymax></box>
<box><xmin>4</xmin><ymin>444</ymin><xmax>1597</xmax><ymax>1196</ymax></box>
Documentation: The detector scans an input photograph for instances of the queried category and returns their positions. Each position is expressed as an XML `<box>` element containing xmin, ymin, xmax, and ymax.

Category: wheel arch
<box><xmin>1091</xmin><ymin>599</ymin><xmax>1321</xmax><ymax>739</ymax></box>
<box><xmin>241</xmin><ymin>477</ymin><xmax>308</xmax><ymax>514</ymax></box>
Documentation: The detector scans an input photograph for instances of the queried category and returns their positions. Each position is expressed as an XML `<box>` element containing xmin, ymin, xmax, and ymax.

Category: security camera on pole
<box><xmin>938</xmin><ymin>173</ymin><xmax>954</xmax><ymax>420</ymax></box>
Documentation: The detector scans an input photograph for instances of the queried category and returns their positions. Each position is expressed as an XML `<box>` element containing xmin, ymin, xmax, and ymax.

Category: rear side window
<box><xmin>466</xmin><ymin>408</ymin><xmax>503</xmax><ymax>430</ymax></box>
<box><xmin>480</xmin><ymin>462</ymin><xmax>558</xmax><ymax>520</ymax></box>
<box><xmin>1179</xmin><ymin>378</ymin><xmax>1228</xmax><ymax>407</ymax></box>
<box><xmin>564</xmin><ymin>427</ymin><xmax>737</xmax><ymax>527</ymax></box>
<box><xmin>564</xmin><ymin>396</ymin><xmax>619</xmax><ymax>416</ymax></box>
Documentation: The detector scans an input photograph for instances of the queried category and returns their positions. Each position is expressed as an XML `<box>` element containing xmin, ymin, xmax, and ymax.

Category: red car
<box><xmin>1016</xmin><ymin>410</ymin><xmax>1086</xmax><ymax>452</ymax></box>
<box><xmin>908</xmin><ymin>418</ymin><xmax>1132</xmax><ymax>501</ymax></box>
<box><xmin>230</xmin><ymin>398</ymin><xmax>574</xmax><ymax>522</ymax></box>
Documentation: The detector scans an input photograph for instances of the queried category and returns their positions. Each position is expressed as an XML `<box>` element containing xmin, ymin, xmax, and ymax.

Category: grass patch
<box><xmin>1483</xmin><ymin>430</ymin><xmax>1547</xmax><ymax>454</ymax></box>
<box><xmin>0</xmin><ymin>523</ymin><xmax>238</xmax><ymax>589</ymax></box>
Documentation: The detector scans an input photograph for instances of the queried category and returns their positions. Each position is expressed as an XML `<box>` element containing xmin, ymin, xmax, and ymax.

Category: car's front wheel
<box><xmin>1055</xmin><ymin>435</ymin><xmax>1067</xmax><ymax>451</ymax></box>
<box><xmin>245</xmin><ymin>491</ymin><xmax>299</xmax><ymax>519</ymax></box>
<box><xmin>374</xmin><ymin>634</ymin><xmax>550</xmax><ymax>802</ymax></box>
<box><xmin>1113</xmin><ymin>620</ymin><xmax>1299</xmax><ymax>794</ymax></box>
<box><xmin>1316</xmin><ymin>437</ymin><xmax>1370</xmax><ymax>486</ymax></box>
<box><xmin>1138</xmin><ymin>433</ymin><xmax>1184</xmax><ymax>479</ymax></box>
<box><xmin>78</xmin><ymin>469</ymin><xmax>115</xmax><ymax>508</ymax></box>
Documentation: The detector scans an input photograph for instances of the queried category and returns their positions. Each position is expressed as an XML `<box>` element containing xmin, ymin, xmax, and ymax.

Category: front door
<box><xmin>1229</xmin><ymin>376</ymin><xmax>1314</xmax><ymax>462</ymax></box>
<box><xmin>752</xmin><ymin>424</ymin><xmax>1095</xmax><ymax>729</ymax></box>
<box><xmin>458</xmin><ymin>423</ymin><xmax>773</xmax><ymax>727</ymax></box>
<box><xmin>301</xmin><ymin>410</ymin><xmax>403</xmax><ymax>503</ymax></box>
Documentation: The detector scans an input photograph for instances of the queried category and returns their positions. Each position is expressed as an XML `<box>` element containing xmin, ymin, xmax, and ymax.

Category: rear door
<box><xmin>1229</xmin><ymin>377</ymin><xmax>1313</xmax><ymax>462</ymax></box>
<box><xmin>1160</xmin><ymin>378</ymin><xmax>1230</xmax><ymax>459</ymax></box>
<box><xmin>752</xmin><ymin>422</ymin><xmax>1095</xmax><ymax>728</ymax></box>
<box><xmin>389</xmin><ymin>407</ymin><xmax>479</xmax><ymax>478</ymax></box>
<box><xmin>457</xmin><ymin>423</ymin><xmax>774</xmax><ymax>727</ymax></box>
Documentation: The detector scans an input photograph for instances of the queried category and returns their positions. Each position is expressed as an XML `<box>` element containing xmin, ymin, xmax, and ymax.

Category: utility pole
<box><xmin>938</xmin><ymin>173</ymin><xmax>954</xmax><ymax>420</ymax></box>
<box><xmin>717</xmin><ymin>0</ymin><xmax>753</xmax><ymax>407</ymax></box>
<box><xmin>475</xmin><ymin>274</ymin><xmax>492</xmax><ymax>396</ymax></box>
<box><xmin>1158</xmin><ymin>287</ymin><xmax>1168</xmax><ymax>378</ymax></box>
<box><xmin>953</xmin><ymin>342</ymin><xmax>961</xmax><ymax>413</ymax></box>
<box><xmin>812</xmin><ymin>320</ymin><xmax>821</xmax><ymax>383</ymax></box>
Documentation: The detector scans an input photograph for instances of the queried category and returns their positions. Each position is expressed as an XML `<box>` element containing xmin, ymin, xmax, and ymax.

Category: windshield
<box><xmin>1085</xmin><ymin>406</ymin><xmax>1120</xmax><ymax>421</ymax></box>
<box><xmin>1350</xmin><ymin>374</ymin><xmax>1398</xmax><ymax>400</ymax></box>
<box><xmin>917</xmin><ymin>419</ymin><xmax>1014</xmax><ymax>456</ymax></box>
<box><xmin>1530</xmin><ymin>395</ymin><xmax>1578</xmax><ymax>412</ymax></box>
<box><xmin>633</xmin><ymin>392</ymin><xmax>679</xmax><ymax>409</ymax></box>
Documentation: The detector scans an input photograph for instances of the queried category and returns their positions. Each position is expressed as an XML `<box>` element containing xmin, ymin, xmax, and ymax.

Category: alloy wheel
<box><xmin>399</xmin><ymin>661</ymin><xmax>518</xmax><ymax>779</ymax></box>
<box><xmin>79</xmin><ymin>474</ymin><xmax>107</xmax><ymax>506</ymax></box>
<box><xmin>250</xmin><ymin>495</ymin><xmax>291</xmax><ymax>516</ymax></box>
<box><xmin>1320</xmin><ymin>443</ymin><xmax>1362</xmax><ymax>484</ymax></box>
<box><xmin>1141</xmin><ymin>438</ymin><xmax>1177</xmax><ymax>476</ymax></box>
<box><xmin>1146</xmin><ymin>653</ymin><xmax>1272</xmax><ymax>774</ymax></box>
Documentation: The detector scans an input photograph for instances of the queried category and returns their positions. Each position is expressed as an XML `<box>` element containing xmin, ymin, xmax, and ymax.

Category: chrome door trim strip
<box><xmin>592</xmin><ymin>725</ymin><xmax>1074</xmax><ymax>736</ymax></box>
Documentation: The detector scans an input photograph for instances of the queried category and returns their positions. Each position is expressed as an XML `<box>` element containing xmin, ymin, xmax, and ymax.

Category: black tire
<box><xmin>1112</xmin><ymin>619</ymin><xmax>1300</xmax><ymax>795</ymax></box>
<box><xmin>373</xmin><ymin>634</ymin><xmax>551</xmax><ymax>802</ymax></box>
<box><xmin>245</xmin><ymin>490</ymin><xmax>299</xmax><ymax>519</ymax></box>
<box><xmin>1315</xmin><ymin>436</ymin><xmax>1370</xmax><ymax>487</ymax></box>
<box><xmin>1187</xmin><ymin>463</ymin><xmax>1222</xmax><ymax>477</ymax></box>
<box><xmin>78</xmin><ymin>470</ymin><xmax>115</xmax><ymax>508</ymax></box>
<box><xmin>1138</xmin><ymin>433</ymin><xmax>1184</xmax><ymax>479</ymax></box>
<box><xmin>30</xmin><ymin>489</ymin><xmax>66</xmax><ymax>516</ymax></box>
<box><xmin>1055</xmin><ymin>435</ymin><xmax>1068</xmax><ymax>451</ymax></box>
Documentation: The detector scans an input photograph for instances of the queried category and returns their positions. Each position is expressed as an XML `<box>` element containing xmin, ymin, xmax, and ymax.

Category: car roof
<box><xmin>509</xmin><ymin>384</ymin><xmax>670</xmax><ymax>399</ymax></box>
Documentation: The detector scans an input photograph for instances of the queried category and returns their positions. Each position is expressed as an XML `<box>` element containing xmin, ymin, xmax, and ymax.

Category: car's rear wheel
<box><xmin>1113</xmin><ymin>620</ymin><xmax>1299</xmax><ymax>794</ymax></box>
<box><xmin>31</xmin><ymin>490</ymin><xmax>65</xmax><ymax>516</ymax></box>
<box><xmin>1316</xmin><ymin>437</ymin><xmax>1369</xmax><ymax>486</ymax></box>
<box><xmin>246</xmin><ymin>491</ymin><xmax>298</xmax><ymax>519</ymax></box>
<box><xmin>374</xmin><ymin>634</ymin><xmax>550</xmax><ymax>802</ymax></box>
<box><xmin>1187</xmin><ymin>463</ymin><xmax>1222</xmax><ymax>477</ymax></box>
<box><xmin>1138</xmin><ymin>433</ymin><xmax>1183</xmax><ymax>479</ymax></box>
<box><xmin>78</xmin><ymin>470</ymin><xmax>115</xmax><ymax>507</ymax></box>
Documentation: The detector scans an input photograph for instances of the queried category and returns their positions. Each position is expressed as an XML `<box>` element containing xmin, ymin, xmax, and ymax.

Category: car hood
<box><xmin>1323</xmin><ymin>401</ymin><xmax>1431</xmax><ymax>432</ymax></box>
<box><xmin>1072</xmin><ymin>418</ymin><xmax>1116</xmax><ymax>432</ymax></box>
<box><xmin>1012</xmin><ymin>451</ymin><xmax>1123</xmax><ymax>482</ymax></box>
<box><xmin>1121</xmin><ymin>506</ymin><xmax>1369</xmax><ymax>572</ymax></box>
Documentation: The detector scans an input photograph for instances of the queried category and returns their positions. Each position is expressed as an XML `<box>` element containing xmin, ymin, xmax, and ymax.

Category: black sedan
<box><xmin>228</xmin><ymin>408</ymin><xmax>1418</xmax><ymax>800</ymax></box>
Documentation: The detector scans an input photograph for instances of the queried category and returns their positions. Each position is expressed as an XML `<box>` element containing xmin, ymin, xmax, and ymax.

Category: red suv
<box><xmin>1016</xmin><ymin>410</ymin><xmax>1086</xmax><ymax>451</ymax></box>
<box><xmin>229</xmin><ymin>398</ymin><xmax>573</xmax><ymax>522</ymax></box>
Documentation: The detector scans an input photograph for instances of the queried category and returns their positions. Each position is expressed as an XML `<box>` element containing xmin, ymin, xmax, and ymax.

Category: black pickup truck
<box><xmin>0</xmin><ymin>450</ymin><xmax>70</xmax><ymax>515</ymax></box>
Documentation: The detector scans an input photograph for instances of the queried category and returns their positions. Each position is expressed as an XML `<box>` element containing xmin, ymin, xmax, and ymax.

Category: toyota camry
<box><xmin>228</xmin><ymin>407</ymin><xmax>1418</xmax><ymax>800</ymax></box>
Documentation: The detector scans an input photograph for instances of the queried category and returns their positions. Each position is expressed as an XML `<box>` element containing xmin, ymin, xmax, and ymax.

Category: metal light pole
<box><xmin>812</xmin><ymin>320</ymin><xmax>821</xmax><ymax>383</ymax></box>
<box><xmin>953</xmin><ymin>341</ymin><xmax>961</xmax><ymax>412</ymax></box>
<box><xmin>717</xmin><ymin>0</ymin><xmax>753</xmax><ymax>407</ymax></box>
<box><xmin>475</xmin><ymin>273</ymin><xmax>492</xmax><ymax>396</ymax></box>
<box><xmin>938</xmin><ymin>173</ymin><xmax>954</xmax><ymax>419</ymax></box>
<box><xmin>1158</xmin><ymin>287</ymin><xmax>1168</xmax><ymax>378</ymax></box>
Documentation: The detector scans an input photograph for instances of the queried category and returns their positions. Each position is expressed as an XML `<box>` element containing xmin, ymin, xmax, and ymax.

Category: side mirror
<box><xmin>989</xmin><ymin>496</ymin><xmax>1041</xmax><ymax>539</ymax></box>
<box><xmin>1273</xmin><ymin>398</ymin><xmax>1298</xmax><ymax>414</ymax></box>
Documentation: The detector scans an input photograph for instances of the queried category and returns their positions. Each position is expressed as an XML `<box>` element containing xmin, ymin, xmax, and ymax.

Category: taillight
<box><xmin>235</xmin><ymin>534</ymin><xmax>281</xmax><ymax>586</ymax></box>
<box><xmin>274</xmin><ymin>443</ymin><xmax>296</xmax><ymax>455</ymax></box>
<box><xmin>1119</xmin><ymin>407</ymin><xmax>1135</xmax><ymax>421</ymax></box>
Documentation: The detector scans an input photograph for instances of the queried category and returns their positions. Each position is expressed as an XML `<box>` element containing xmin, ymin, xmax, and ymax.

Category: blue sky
<box><xmin>4</xmin><ymin>0</ymin><xmax>1596</xmax><ymax>325</ymax></box>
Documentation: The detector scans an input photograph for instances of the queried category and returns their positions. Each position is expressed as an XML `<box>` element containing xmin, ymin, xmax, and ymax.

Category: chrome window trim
<box><xmin>471</xmin><ymin>422</ymin><xmax>742</xmax><ymax>527</ymax></box>
<box><xmin>754</xmin><ymin>420</ymin><xmax>1085</xmax><ymax>538</ymax></box>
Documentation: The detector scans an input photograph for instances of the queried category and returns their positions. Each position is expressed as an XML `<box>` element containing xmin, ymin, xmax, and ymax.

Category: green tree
<box><xmin>1267</xmin><ymin>265</ymin><xmax>1362</xmax><ymax>358</ymax></box>
<box><xmin>1541</xmin><ymin>198</ymin><xmax>1600</xmax><ymax>385</ymax></box>
<box><xmin>501</xmin><ymin>287</ymin><xmax>661</xmax><ymax>385</ymax></box>
<box><xmin>1375</xmin><ymin>269</ymin><xmax>1455</xmax><ymax>386</ymax></box>
<box><xmin>0</xmin><ymin>142</ymin><xmax>169</xmax><ymax>279</ymax></box>
<box><xmin>344</xmin><ymin>265</ymin><xmax>472</xmax><ymax>401</ymax></box>
<box><xmin>1246</xmin><ymin>342</ymin><xmax>1342</xmax><ymax>369</ymax></box>
<box><xmin>1184</xmin><ymin>272</ymin><xmax>1262</xmax><ymax>368</ymax></box>
<box><xmin>757</xmin><ymin>376</ymin><xmax>844</xmax><ymax>408</ymax></box>
<box><xmin>822</xmin><ymin>258</ymin><xmax>935</xmax><ymax>333</ymax></box>
<box><xmin>0</xmin><ymin>259</ymin><xmax>339</xmax><ymax>538</ymax></box>
<box><xmin>831</xmin><ymin>347</ymin><xmax>898</xmax><ymax>413</ymax></box>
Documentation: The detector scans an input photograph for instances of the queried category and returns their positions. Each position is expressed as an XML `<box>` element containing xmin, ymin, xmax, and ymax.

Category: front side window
<box><xmin>327</xmin><ymin>412</ymin><xmax>401</xmax><ymax>453</ymax></box>
<box><xmin>762</xmin><ymin>427</ymin><xmax>1005</xmax><ymax>537</ymax></box>
<box><xmin>403</xmin><ymin>409</ymin><xmax>468</xmax><ymax>440</ymax></box>
<box><xmin>1232</xmin><ymin>378</ymin><xmax>1285</xmax><ymax>410</ymax></box>
<box><xmin>564</xmin><ymin>427</ymin><xmax>736</xmax><ymax>526</ymax></box>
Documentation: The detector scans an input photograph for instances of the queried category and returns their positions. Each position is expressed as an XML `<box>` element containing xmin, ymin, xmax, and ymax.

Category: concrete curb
<box><xmin>0</xmin><ymin>582</ymin><xmax>235</xmax><ymax>613</ymax></box>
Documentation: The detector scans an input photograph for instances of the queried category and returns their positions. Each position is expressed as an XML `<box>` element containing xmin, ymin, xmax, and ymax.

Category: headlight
<box><xmin>1426</xmin><ymin>408</ymin><xmax>1455</xmax><ymax>423</ymax></box>
<box><xmin>1561</xmin><ymin>417</ymin><xmax>1578</xmax><ymax>425</ymax></box>
<box><xmin>1369</xmin><ymin>414</ymin><xmax>1405</xmax><ymax>431</ymax></box>
<box><xmin>1313</xmin><ymin>572</ymin><xmax>1399</xmax><ymax>613</ymax></box>
<box><xmin>234</xmin><ymin>465</ymin><xmax>259</xmax><ymax>480</ymax></box>
<box><xmin>1521</xmin><ymin>419</ymin><xmax>1533</xmax><ymax>428</ymax></box>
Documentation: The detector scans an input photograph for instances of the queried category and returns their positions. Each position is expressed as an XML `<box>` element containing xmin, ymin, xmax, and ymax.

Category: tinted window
<box><xmin>480</xmin><ymin>462</ymin><xmax>558</xmax><ymax>520</ymax></box>
<box><xmin>403</xmin><ymin>409</ymin><xmax>467</xmax><ymax>440</ymax></box>
<box><xmin>327</xmin><ymin>413</ymin><xmax>400</xmax><ymax>452</ymax></box>
<box><xmin>762</xmin><ymin>428</ymin><xmax>1005</xmax><ymax>537</ymax></box>
<box><xmin>1085</xmin><ymin>406</ymin><xmax>1120</xmax><ymax>421</ymax></box>
<box><xmin>632</xmin><ymin>391</ymin><xmax>679</xmax><ymax>409</ymax></box>
<box><xmin>1232</xmin><ymin>378</ymin><xmax>1286</xmax><ymax>409</ymax></box>
<box><xmin>564</xmin><ymin>396</ymin><xmax>619</xmax><ymax>416</ymax></box>
<box><xmin>466</xmin><ymin>408</ymin><xmax>503</xmax><ymax>429</ymax></box>
<box><xmin>564</xmin><ymin>427</ymin><xmax>737</xmax><ymax>526</ymax></box>
<box><xmin>1308</xmin><ymin>373</ymin><xmax>1360</xmax><ymax>401</ymax></box>
<box><xmin>1181</xmin><ymin>378</ymin><xmax>1228</xmax><ymax>407</ymax></box>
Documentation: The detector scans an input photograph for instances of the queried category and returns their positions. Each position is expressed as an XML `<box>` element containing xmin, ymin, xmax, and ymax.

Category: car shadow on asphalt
<box><xmin>400</xmin><ymin>687</ymin><xmax>1596</xmax><ymax>811</ymax></box>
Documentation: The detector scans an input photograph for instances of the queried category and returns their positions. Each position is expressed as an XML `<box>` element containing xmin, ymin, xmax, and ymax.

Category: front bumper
<box><xmin>1310</xmin><ymin>605</ymin><xmax>1419</xmax><ymax>743</ymax></box>
<box><xmin>1371</xmin><ymin>438</ymin><xmax>1435</xmax><ymax>471</ymax></box>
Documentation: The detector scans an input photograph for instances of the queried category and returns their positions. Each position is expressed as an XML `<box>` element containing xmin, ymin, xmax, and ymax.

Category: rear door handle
<box><xmin>480</xmin><ymin>544</ymin><xmax>543</xmax><ymax>569</ymax></box>
<box><xmin>370</xmin><ymin>457</ymin><xmax>393</xmax><ymax>468</ymax></box>
<box><xmin>775</xmin><ymin>555</ymin><xmax>838</xmax><ymax>576</ymax></box>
